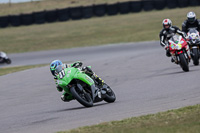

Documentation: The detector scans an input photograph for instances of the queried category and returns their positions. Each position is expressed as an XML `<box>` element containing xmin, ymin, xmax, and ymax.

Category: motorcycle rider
<box><xmin>182</xmin><ymin>11</ymin><xmax>200</xmax><ymax>34</ymax></box>
<box><xmin>159</xmin><ymin>19</ymin><xmax>188</xmax><ymax>62</ymax></box>
<box><xmin>50</xmin><ymin>60</ymin><xmax>104</xmax><ymax>102</ymax></box>
<box><xmin>0</xmin><ymin>51</ymin><xmax>11</xmax><ymax>64</ymax></box>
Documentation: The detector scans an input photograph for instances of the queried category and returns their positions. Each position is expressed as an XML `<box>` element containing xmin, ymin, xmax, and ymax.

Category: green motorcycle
<box><xmin>55</xmin><ymin>65</ymin><xmax>116</xmax><ymax>107</ymax></box>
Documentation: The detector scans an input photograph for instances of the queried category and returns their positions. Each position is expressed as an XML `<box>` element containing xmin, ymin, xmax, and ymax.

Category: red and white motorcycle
<box><xmin>168</xmin><ymin>35</ymin><xmax>190</xmax><ymax>72</ymax></box>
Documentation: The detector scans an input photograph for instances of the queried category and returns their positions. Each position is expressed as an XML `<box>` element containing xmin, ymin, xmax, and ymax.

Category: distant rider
<box><xmin>182</xmin><ymin>11</ymin><xmax>200</xmax><ymax>34</ymax></box>
<box><xmin>159</xmin><ymin>19</ymin><xmax>187</xmax><ymax>62</ymax></box>
<box><xmin>50</xmin><ymin>60</ymin><xmax>104</xmax><ymax>102</ymax></box>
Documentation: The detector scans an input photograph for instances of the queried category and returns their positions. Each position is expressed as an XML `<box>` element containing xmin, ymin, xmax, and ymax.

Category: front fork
<box><xmin>172</xmin><ymin>49</ymin><xmax>190</xmax><ymax>63</ymax></box>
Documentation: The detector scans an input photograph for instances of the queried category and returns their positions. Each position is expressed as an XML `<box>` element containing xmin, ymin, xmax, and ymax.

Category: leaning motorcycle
<box><xmin>0</xmin><ymin>52</ymin><xmax>11</xmax><ymax>64</ymax></box>
<box><xmin>54</xmin><ymin>64</ymin><xmax>116</xmax><ymax>107</ymax></box>
<box><xmin>168</xmin><ymin>34</ymin><xmax>190</xmax><ymax>72</ymax></box>
<box><xmin>187</xmin><ymin>28</ymin><xmax>200</xmax><ymax>65</ymax></box>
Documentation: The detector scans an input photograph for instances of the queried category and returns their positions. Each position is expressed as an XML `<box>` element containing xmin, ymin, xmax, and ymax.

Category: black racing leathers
<box><xmin>182</xmin><ymin>19</ymin><xmax>200</xmax><ymax>33</ymax></box>
<box><xmin>159</xmin><ymin>26</ymin><xmax>186</xmax><ymax>47</ymax></box>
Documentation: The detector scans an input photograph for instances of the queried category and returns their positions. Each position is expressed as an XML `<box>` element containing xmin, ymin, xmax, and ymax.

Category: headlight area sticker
<box><xmin>85</xmin><ymin>76</ymin><xmax>93</xmax><ymax>83</ymax></box>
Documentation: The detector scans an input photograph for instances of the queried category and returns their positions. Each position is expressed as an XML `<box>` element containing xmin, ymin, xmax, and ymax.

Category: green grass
<box><xmin>58</xmin><ymin>104</ymin><xmax>200</xmax><ymax>133</ymax></box>
<box><xmin>1</xmin><ymin>6</ymin><xmax>200</xmax><ymax>53</ymax></box>
<box><xmin>0</xmin><ymin>64</ymin><xmax>47</xmax><ymax>76</ymax></box>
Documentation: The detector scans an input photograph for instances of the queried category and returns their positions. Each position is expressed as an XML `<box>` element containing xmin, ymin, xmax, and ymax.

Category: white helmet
<box><xmin>162</xmin><ymin>19</ymin><xmax>172</xmax><ymax>29</ymax></box>
<box><xmin>187</xmin><ymin>11</ymin><xmax>196</xmax><ymax>24</ymax></box>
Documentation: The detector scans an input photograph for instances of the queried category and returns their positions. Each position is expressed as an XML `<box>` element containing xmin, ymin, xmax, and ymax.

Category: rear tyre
<box><xmin>179</xmin><ymin>53</ymin><xmax>189</xmax><ymax>72</ymax></box>
<box><xmin>103</xmin><ymin>84</ymin><xmax>116</xmax><ymax>103</ymax></box>
<box><xmin>192</xmin><ymin>48</ymin><xmax>199</xmax><ymax>65</ymax></box>
<box><xmin>70</xmin><ymin>86</ymin><xmax>93</xmax><ymax>107</ymax></box>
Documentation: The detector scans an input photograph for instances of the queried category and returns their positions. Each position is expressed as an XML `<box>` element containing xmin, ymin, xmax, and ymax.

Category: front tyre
<box><xmin>179</xmin><ymin>53</ymin><xmax>189</xmax><ymax>72</ymax></box>
<box><xmin>5</xmin><ymin>58</ymin><xmax>11</xmax><ymax>64</ymax></box>
<box><xmin>192</xmin><ymin>48</ymin><xmax>199</xmax><ymax>65</ymax></box>
<box><xmin>70</xmin><ymin>86</ymin><xmax>93</xmax><ymax>107</ymax></box>
<box><xmin>103</xmin><ymin>84</ymin><xmax>116</xmax><ymax>103</ymax></box>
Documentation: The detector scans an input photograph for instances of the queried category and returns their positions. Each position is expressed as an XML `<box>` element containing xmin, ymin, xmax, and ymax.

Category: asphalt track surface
<box><xmin>0</xmin><ymin>41</ymin><xmax>200</xmax><ymax>133</ymax></box>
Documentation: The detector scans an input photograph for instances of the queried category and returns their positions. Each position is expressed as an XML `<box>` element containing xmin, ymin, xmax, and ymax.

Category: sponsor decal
<box><xmin>85</xmin><ymin>76</ymin><xmax>93</xmax><ymax>83</ymax></box>
<box><xmin>57</xmin><ymin>80</ymin><xmax>63</xmax><ymax>85</ymax></box>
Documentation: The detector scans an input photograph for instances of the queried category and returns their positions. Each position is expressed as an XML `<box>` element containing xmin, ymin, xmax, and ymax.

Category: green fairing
<box><xmin>76</xmin><ymin>71</ymin><xmax>94</xmax><ymax>86</ymax></box>
<box><xmin>55</xmin><ymin>67</ymin><xmax>94</xmax><ymax>94</ymax></box>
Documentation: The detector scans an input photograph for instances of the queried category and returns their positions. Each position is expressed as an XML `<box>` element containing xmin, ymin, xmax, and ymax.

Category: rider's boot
<box><xmin>186</xmin><ymin>45</ymin><xmax>191</xmax><ymax>60</ymax></box>
<box><xmin>171</xmin><ymin>56</ymin><xmax>178</xmax><ymax>64</ymax></box>
<box><xmin>61</xmin><ymin>92</ymin><xmax>73</xmax><ymax>102</ymax></box>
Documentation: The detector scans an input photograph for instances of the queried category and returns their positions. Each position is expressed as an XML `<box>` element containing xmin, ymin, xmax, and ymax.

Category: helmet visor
<box><xmin>164</xmin><ymin>25</ymin><xmax>170</xmax><ymax>29</ymax></box>
<box><xmin>188</xmin><ymin>17</ymin><xmax>195</xmax><ymax>23</ymax></box>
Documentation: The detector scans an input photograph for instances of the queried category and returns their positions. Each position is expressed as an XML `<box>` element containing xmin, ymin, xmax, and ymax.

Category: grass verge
<box><xmin>58</xmin><ymin>104</ymin><xmax>200</xmax><ymax>133</ymax></box>
<box><xmin>0</xmin><ymin>64</ymin><xmax>47</xmax><ymax>76</ymax></box>
<box><xmin>1</xmin><ymin>6</ymin><xmax>200</xmax><ymax>53</ymax></box>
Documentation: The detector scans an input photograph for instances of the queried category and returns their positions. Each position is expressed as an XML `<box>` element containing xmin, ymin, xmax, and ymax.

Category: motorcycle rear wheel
<box><xmin>179</xmin><ymin>53</ymin><xmax>189</xmax><ymax>72</ymax></box>
<box><xmin>70</xmin><ymin>86</ymin><xmax>93</xmax><ymax>107</ymax></box>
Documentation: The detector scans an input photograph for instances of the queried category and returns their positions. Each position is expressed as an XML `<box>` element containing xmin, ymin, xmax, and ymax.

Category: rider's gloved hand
<box><xmin>164</xmin><ymin>45</ymin><xmax>169</xmax><ymax>50</ymax></box>
<box><xmin>82</xmin><ymin>66</ymin><xmax>94</xmax><ymax>76</ymax></box>
<box><xmin>72</xmin><ymin>61</ymin><xmax>83</xmax><ymax>68</ymax></box>
<box><xmin>186</xmin><ymin>40</ymin><xmax>191</xmax><ymax>45</ymax></box>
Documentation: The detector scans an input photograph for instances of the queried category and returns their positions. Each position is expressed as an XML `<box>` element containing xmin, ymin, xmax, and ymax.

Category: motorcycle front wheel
<box><xmin>5</xmin><ymin>58</ymin><xmax>11</xmax><ymax>64</ymax></box>
<box><xmin>70</xmin><ymin>86</ymin><xmax>93</xmax><ymax>107</ymax></box>
<box><xmin>103</xmin><ymin>84</ymin><xmax>116</xmax><ymax>103</ymax></box>
<box><xmin>192</xmin><ymin>48</ymin><xmax>199</xmax><ymax>65</ymax></box>
<box><xmin>179</xmin><ymin>53</ymin><xmax>189</xmax><ymax>72</ymax></box>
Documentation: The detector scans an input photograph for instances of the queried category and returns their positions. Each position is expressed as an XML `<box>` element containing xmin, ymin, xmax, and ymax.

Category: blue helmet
<box><xmin>50</xmin><ymin>60</ymin><xmax>63</xmax><ymax>76</ymax></box>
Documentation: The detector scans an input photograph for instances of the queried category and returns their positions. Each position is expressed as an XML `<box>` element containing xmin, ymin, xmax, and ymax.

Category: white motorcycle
<box><xmin>187</xmin><ymin>28</ymin><xmax>200</xmax><ymax>65</ymax></box>
<box><xmin>0</xmin><ymin>52</ymin><xmax>11</xmax><ymax>64</ymax></box>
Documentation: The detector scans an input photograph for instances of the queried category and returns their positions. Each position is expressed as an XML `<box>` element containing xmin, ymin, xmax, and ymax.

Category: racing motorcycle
<box><xmin>168</xmin><ymin>34</ymin><xmax>190</xmax><ymax>72</ymax></box>
<box><xmin>187</xmin><ymin>28</ymin><xmax>200</xmax><ymax>65</ymax></box>
<box><xmin>0</xmin><ymin>52</ymin><xmax>11</xmax><ymax>64</ymax></box>
<box><xmin>54</xmin><ymin>64</ymin><xmax>116</xmax><ymax>107</ymax></box>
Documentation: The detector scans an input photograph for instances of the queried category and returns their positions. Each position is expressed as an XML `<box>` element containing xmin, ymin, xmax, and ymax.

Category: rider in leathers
<box><xmin>50</xmin><ymin>60</ymin><xmax>104</xmax><ymax>102</ymax></box>
<box><xmin>159</xmin><ymin>19</ymin><xmax>189</xmax><ymax>63</ymax></box>
<box><xmin>182</xmin><ymin>11</ymin><xmax>200</xmax><ymax>34</ymax></box>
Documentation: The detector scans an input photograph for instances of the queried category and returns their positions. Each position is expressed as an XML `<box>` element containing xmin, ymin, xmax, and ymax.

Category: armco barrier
<box><xmin>93</xmin><ymin>4</ymin><xmax>107</xmax><ymax>17</ymax></box>
<box><xmin>0</xmin><ymin>16</ymin><xmax>9</xmax><ymax>28</ymax></box>
<box><xmin>9</xmin><ymin>15</ymin><xmax>21</xmax><ymax>26</ymax></box>
<box><xmin>45</xmin><ymin>10</ymin><xmax>58</xmax><ymax>23</ymax></box>
<box><xmin>20</xmin><ymin>13</ymin><xmax>34</xmax><ymax>25</ymax></box>
<box><xmin>130</xmin><ymin>1</ymin><xmax>142</xmax><ymax>12</ymax></box>
<box><xmin>82</xmin><ymin>5</ymin><xmax>93</xmax><ymax>19</ymax></box>
<box><xmin>69</xmin><ymin>6</ymin><xmax>83</xmax><ymax>20</ymax></box>
<box><xmin>33</xmin><ymin>11</ymin><xmax>46</xmax><ymax>24</ymax></box>
<box><xmin>177</xmin><ymin>0</ymin><xmax>188</xmax><ymax>8</ymax></box>
<box><xmin>57</xmin><ymin>8</ymin><xmax>70</xmax><ymax>21</ymax></box>
<box><xmin>118</xmin><ymin>1</ymin><xmax>131</xmax><ymax>14</ymax></box>
<box><xmin>189</xmin><ymin>0</ymin><xmax>199</xmax><ymax>6</ymax></box>
<box><xmin>154</xmin><ymin>0</ymin><xmax>166</xmax><ymax>10</ymax></box>
<box><xmin>142</xmin><ymin>0</ymin><xmax>154</xmax><ymax>11</ymax></box>
<box><xmin>106</xmin><ymin>3</ymin><xmax>119</xmax><ymax>16</ymax></box>
<box><xmin>166</xmin><ymin>0</ymin><xmax>177</xmax><ymax>8</ymax></box>
<box><xmin>1</xmin><ymin>0</ymin><xmax>200</xmax><ymax>28</ymax></box>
